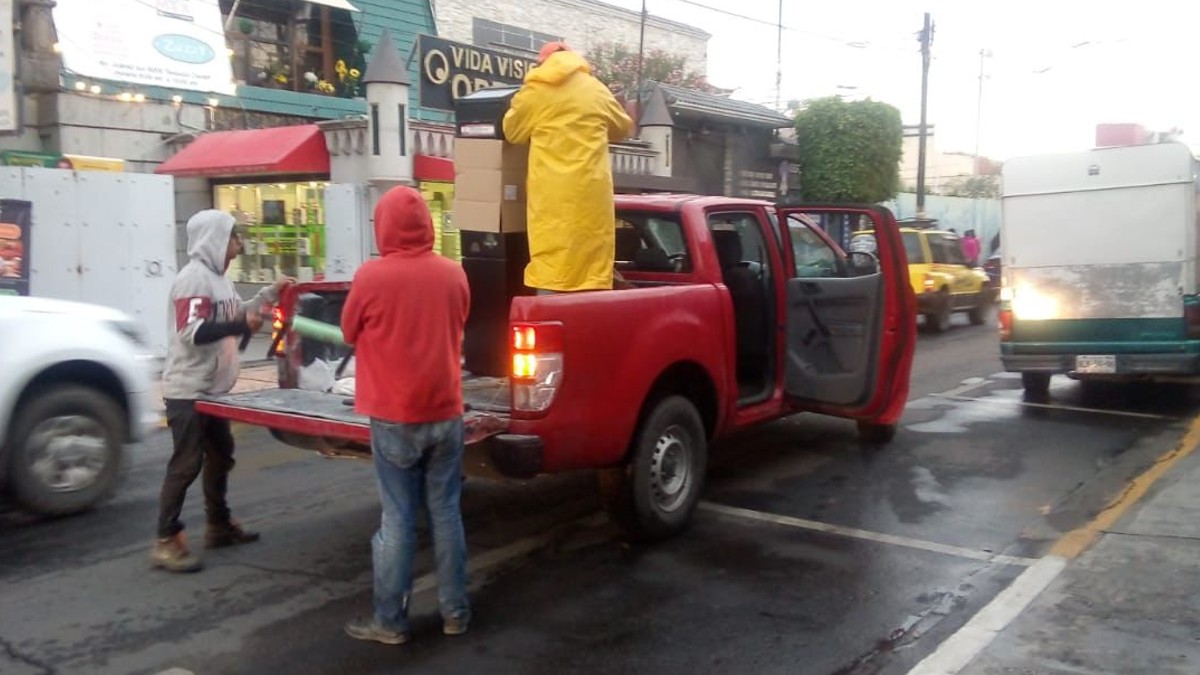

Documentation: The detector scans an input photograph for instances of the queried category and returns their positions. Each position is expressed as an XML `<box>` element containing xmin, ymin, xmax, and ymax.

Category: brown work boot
<box><xmin>205</xmin><ymin>520</ymin><xmax>260</xmax><ymax>549</ymax></box>
<box><xmin>151</xmin><ymin>533</ymin><xmax>203</xmax><ymax>573</ymax></box>
<box><xmin>443</xmin><ymin>615</ymin><xmax>470</xmax><ymax>636</ymax></box>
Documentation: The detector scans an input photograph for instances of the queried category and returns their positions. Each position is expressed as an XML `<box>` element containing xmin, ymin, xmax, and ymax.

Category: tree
<box><xmin>943</xmin><ymin>174</ymin><xmax>1001</xmax><ymax>198</ymax></box>
<box><xmin>792</xmin><ymin>96</ymin><xmax>903</xmax><ymax>203</ymax></box>
<box><xmin>585</xmin><ymin>42</ymin><xmax>712</xmax><ymax>98</ymax></box>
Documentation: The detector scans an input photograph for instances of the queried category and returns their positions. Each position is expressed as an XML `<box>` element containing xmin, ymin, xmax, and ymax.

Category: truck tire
<box><xmin>857</xmin><ymin>421</ymin><xmax>897</xmax><ymax>444</ymax></box>
<box><xmin>599</xmin><ymin>396</ymin><xmax>708</xmax><ymax>542</ymax></box>
<box><xmin>1021</xmin><ymin>372</ymin><xmax>1052</xmax><ymax>397</ymax></box>
<box><xmin>927</xmin><ymin>290</ymin><xmax>952</xmax><ymax>333</ymax></box>
<box><xmin>7</xmin><ymin>385</ymin><xmax>125</xmax><ymax>516</ymax></box>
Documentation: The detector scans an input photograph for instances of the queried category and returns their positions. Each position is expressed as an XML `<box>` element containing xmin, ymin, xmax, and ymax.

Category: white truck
<box><xmin>999</xmin><ymin>142</ymin><xmax>1200</xmax><ymax>395</ymax></box>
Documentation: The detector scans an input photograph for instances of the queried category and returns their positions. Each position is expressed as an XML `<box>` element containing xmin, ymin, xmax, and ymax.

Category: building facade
<box><xmin>2</xmin><ymin>0</ymin><xmax>796</xmax><ymax>291</ymax></box>
<box><xmin>432</xmin><ymin>0</ymin><xmax>709</xmax><ymax>73</ymax></box>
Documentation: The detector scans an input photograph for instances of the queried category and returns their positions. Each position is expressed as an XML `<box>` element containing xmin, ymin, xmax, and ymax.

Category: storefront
<box><xmin>213</xmin><ymin>180</ymin><xmax>329</xmax><ymax>283</ymax></box>
<box><xmin>158</xmin><ymin>123</ymin><xmax>464</xmax><ymax>284</ymax></box>
<box><xmin>414</xmin><ymin>154</ymin><xmax>459</xmax><ymax>261</ymax></box>
<box><xmin>157</xmin><ymin>124</ymin><xmax>333</xmax><ymax>283</ymax></box>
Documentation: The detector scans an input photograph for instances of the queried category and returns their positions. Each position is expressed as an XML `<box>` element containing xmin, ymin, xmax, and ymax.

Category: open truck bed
<box><xmin>195</xmin><ymin>378</ymin><xmax>512</xmax><ymax>469</ymax></box>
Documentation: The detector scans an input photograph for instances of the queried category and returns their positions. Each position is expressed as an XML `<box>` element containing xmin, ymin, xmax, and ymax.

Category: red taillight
<box><xmin>512</xmin><ymin>325</ymin><xmax>537</xmax><ymax>352</ymax></box>
<box><xmin>1187</xmin><ymin>300</ymin><xmax>1200</xmax><ymax>340</ymax></box>
<box><xmin>510</xmin><ymin>322</ymin><xmax>564</xmax><ymax>413</ymax></box>
<box><xmin>271</xmin><ymin>306</ymin><xmax>287</xmax><ymax>356</ymax></box>
<box><xmin>999</xmin><ymin>307</ymin><xmax>1013</xmax><ymax>341</ymax></box>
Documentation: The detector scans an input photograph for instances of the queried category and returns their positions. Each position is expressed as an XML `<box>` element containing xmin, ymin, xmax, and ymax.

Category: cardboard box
<box><xmin>453</xmin><ymin>139</ymin><xmax>529</xmax><ymax>233</ymax></box>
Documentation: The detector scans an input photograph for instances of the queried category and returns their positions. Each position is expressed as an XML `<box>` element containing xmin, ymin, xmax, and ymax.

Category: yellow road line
<box><xmin>1049</xmin><ymin>412</ymin><xmax>1200</xmax><ymax>559</ymax></box>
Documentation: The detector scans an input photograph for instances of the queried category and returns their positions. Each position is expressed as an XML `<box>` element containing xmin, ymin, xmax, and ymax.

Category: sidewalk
<box><xmin>935</xmin><ymin>442</ymin><xmax>1200</xmax><ymax>674</ymax></box>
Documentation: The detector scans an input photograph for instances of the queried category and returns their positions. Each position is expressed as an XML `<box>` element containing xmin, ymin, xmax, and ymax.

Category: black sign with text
<box><xmin>0</xmin><ymin>199</ymin><xmax>31</xmax><ymax>296</ymax></box>
<box><xmin>417</xmin><ymin>35</ymin><xmax>536</xmax><ymax>112</ymax></box>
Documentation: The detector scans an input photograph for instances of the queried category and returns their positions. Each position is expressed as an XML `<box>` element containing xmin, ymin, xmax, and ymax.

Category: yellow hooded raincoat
<box><xmin>503</xmin><ymin>51</ymin><xmax>634</xmax><ymax>291</ymax></box>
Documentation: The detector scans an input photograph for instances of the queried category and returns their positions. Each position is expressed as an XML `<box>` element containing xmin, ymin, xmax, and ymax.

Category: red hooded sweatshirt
<box><xmin>341</xmin><ymin>187</ymin><xmax>470</xmax><ymax>424</ymax></box>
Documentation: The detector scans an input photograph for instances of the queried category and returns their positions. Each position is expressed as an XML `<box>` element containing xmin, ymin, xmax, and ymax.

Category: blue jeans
<box><xmin>369</xmin><ymin>417</ymin><xmax>470</xmax><ymax>633</ymax></box>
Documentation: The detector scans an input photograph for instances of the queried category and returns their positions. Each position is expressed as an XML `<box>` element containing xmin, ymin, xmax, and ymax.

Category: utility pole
<box><xmin>634</xmin><ymin>0</ymin><xmax>648</xmax><ymax>129</ymax></box>
<box><xmin>775</xmin><ymin>0</ymin><xmax>783</xmax><ymax>110</ymax></box>
<box><xmin>973</xmin><ymin>48</ymin><xmax>990</xmax><ymax>239</ymax></box>
<box><xmin>916</xmin><ymin>12</ymin><xmax>933</xmax><ymax>219</ymax></box>
<box><xmin>974</xmin><ymin>48</ymin><xmax>990</xmax><ymax>174</ymax></box>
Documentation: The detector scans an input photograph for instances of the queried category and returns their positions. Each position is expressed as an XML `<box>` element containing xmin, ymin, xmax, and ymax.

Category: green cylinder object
<box><xmin>291</xmin><ymin>315</ymin><xmax>346</xmax><ymax>346</ymax></box>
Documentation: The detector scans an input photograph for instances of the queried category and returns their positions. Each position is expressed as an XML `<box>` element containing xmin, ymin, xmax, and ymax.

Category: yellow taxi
<box><xmin>853</xmin><ymin>226</ymin><xmax>993</xmax><ymax>332</ymax></box>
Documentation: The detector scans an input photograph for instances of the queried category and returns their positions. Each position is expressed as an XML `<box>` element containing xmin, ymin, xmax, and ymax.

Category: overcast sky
<box><xmin>600</xmin><ymin>0</ymin><xmax>1200</xmax><ymax>160</ymax></box>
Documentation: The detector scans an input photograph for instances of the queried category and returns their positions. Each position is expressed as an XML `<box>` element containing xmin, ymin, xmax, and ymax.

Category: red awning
<box><xmin>156</xmin><ymin>125</ymin><xmax>330</xmax><ymax>178</ymax></box>
<box><xmin>414</xmin><ymin>154</ymin><xmax>454</xmax><ymax>182</ymax></box>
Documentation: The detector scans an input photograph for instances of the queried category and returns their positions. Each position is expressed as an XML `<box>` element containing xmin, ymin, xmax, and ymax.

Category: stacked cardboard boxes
<box><xmin>453</xmin><ymin>139</ymin><xmax>529</xmax><ymax>233</ymax></box>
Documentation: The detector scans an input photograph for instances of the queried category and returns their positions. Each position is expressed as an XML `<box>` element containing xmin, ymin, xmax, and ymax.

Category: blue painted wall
<box><xmin>884</xmin><ymin>193</ymin><xmax>1002</xmax><ymax>256</ymax></box>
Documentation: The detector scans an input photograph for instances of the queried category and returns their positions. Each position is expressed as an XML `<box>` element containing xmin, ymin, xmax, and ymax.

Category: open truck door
<box><xmin>774</xmin><ymin>205</ymin><xmax>917</xmax><ymax>441</ymax></box>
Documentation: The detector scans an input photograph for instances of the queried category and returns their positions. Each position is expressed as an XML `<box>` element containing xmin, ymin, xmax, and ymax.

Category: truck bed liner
<box><xmin>195</xmin><ymin>377</ymin><xmax>511</xmax><ymax>446</ymax></box>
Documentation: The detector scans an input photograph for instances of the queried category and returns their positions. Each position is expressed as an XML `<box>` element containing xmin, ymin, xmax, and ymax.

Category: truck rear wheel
<box><xmin>599</xmin><ymin>396</ymin><xmax>708</xmax><ymax>542</ymax></box>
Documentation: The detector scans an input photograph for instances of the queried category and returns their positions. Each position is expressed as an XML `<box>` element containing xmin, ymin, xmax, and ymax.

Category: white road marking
<box><xmin>411</xmin><ymin>513</ymin><xmax>608</xmax><ymax>596</ymax></box>
<box><xmin>698</xmin><ymin>502</ymin><xmax>1038</xmax><ymax>567</ymax></box>
<box><xmin>934</xmin><ymin>378</ymin><xmax>993</xmax><ymax>399</ymax></box>
<box><xmin>905</xmin><ymin>555</ymin><xmax>1067</xmax><ymax>675</ymax></box>
<box><xmin>930</xmin><ymin>393</ymin><xmax>1180</xmax><ymax>420</ymax></box>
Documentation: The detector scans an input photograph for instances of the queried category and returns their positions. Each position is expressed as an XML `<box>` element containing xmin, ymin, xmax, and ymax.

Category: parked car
<box><xmin>1</xmin><ymin>296</ymin><xmax>158</xmax><ymax>516</ymax></box>
<box><xmin>983</xmin><ymin>248</ymin><xmax>1001</xmax><ymax>288</ymax></box>
<box><xmin>196</xmin><ymin>196</ymin><xmax>918</xmax><ymax>541</ymax></box>
<box><xmin>855</xmin><ymin>226</ymin><xmax>994</xmax><ymax>332</ymax></box>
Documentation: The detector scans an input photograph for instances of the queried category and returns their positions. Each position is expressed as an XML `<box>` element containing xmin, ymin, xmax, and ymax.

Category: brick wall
<box><xmin>434</xmin><ymin>0</ymin><xmax>709</xmax><ymax>74</ymax></box>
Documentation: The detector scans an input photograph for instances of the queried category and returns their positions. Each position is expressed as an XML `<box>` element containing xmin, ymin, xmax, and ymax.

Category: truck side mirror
<box><xmin>847</xmin><ymin>251</ymin><xmax>879</xmax><ymax>277</ymax></box>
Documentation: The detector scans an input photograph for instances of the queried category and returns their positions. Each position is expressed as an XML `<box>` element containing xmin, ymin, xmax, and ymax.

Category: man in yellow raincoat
<box><xmin>503</xmin><ymin>42</ymin><xmax>634</xmax><ymax>292</ymax></box>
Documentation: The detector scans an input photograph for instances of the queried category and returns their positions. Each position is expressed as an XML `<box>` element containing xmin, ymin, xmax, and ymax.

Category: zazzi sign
<box><xmin>416</xmin><ymin>35</ymin><xmax>536</xmax><ymax>111</ymax></box>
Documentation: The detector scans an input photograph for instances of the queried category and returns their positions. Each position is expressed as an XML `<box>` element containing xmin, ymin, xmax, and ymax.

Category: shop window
<box><xmin>221</xmin><ymin>0</ymin><xmax>366</xmax><ymax>98</ymax></box>
<box><xmin>472</xmin><ymin>18</ymin><xmax>561</xmax><ymax>55</ymax></box>
<box><xmin>214</xmin><ymin>181</ymin><xmax>329</xmax><ymax>284</ymax></box>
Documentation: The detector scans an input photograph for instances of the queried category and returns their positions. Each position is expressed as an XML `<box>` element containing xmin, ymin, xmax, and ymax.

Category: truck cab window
<box><xmin>791</xmin><ymin>216</ymin><xmax>841</xmax><ymax>278</ymax></box>
<box><xmin>902</xmin><ymin>232</ymin><xmax>924</xmax><ymax>264</ymax></box>
<box><xmin>930</xmin><ymin>234</ymin><xmax>967</xmax><ymax>265</ymax></box>
<box><xmin>614</xmin><ymin>213</ymin><xmax>692</xmax><ymax>274</ymax></box>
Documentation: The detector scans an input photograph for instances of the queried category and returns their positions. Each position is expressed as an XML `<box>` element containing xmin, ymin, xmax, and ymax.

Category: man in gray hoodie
<box><xmin>153</xmin><ymin>210</ymin><xmax>291</xmax><ymax>572</ymax></box>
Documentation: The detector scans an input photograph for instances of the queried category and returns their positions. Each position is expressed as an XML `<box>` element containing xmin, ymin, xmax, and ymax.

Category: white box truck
<box><xmin>999</xmin><ymin>142</ymin><xmax>1200</xmax><ymax>395</ymax></box>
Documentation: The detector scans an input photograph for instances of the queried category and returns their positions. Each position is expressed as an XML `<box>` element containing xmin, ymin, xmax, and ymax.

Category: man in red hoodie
<box><xmin>340</xmin><ymin>187</ymin><xmax>471</xmax><ymax>645</ymax></box>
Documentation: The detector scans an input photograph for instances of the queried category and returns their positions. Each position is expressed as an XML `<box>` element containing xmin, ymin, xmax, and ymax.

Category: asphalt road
<box><xmin>2</xmin><ymin>312</ymin><xmax>1195</xmax><ymax>675</ymax></box>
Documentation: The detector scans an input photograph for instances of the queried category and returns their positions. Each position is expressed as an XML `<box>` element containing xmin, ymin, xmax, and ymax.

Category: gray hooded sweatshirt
<box><xmin>162</xmin><ymin>210</ymin><xmax>278</xmax><ymax>400</ymax></box>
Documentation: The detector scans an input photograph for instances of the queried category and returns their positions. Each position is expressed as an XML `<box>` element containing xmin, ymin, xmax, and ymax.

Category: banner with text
<box><xmin>417</xmin><ymin>35</ymin><xmax>536</xmax><ymax>111</ymax></box>
<box><xmin>53</xmin><ymin>0</ymin><xmax>235</xmax><ymax>95</ymax></box>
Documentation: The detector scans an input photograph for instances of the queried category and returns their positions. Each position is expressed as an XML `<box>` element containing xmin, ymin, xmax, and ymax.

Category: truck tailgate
<box><xmin>195</xmin><ymin>379</ymin><xmax>511</xmax><ymax>446</ymax></box>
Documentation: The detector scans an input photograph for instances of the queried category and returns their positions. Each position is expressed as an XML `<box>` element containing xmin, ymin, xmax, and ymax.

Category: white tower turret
<box><xmin>363</xmin><ymin>29</ymin><xmax>413</xmax><ymax>186</ymax></box>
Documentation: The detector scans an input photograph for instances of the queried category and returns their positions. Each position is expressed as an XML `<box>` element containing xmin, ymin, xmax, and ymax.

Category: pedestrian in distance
<box><xmin>153</xmin><ymin>210</ymin><xmax>293</xmax><ymax>573</ymax></box>
<box><xmin>340</xmin><ymin>186</ymin><xmax>472</xmax><ymax>645</ymax></box>
<box><xmin>962</xmin><ymin>229</ymin><xmax>982</xmax><ymax>267</ymax></box>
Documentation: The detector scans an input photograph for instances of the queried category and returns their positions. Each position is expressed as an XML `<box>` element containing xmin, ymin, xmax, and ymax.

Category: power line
<box><xmin>660</xmin><ymin>0</ymin><xmax>914</xmax><ymax>51</ymax></box>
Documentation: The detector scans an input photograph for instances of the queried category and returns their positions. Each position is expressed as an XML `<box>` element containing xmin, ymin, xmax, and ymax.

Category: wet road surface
<box><xmin>2</xmin><ymin>314</ymin><xmax>1195</xmax><ymax>675</ymax></box>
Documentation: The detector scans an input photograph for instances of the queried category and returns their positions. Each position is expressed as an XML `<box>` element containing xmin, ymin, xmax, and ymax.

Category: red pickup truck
<box><xmin>197</xmin><ymin>195</ymin><xmax>916</xmax><ymax>540</ymax></box>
